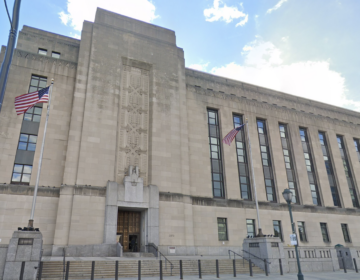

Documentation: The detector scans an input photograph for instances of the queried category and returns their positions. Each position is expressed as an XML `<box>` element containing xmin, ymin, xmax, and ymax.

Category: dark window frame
<box><xmin>257</xmin><ymin>119</ymin><xmax>276</xmax><ymax>202</ymax></box>
<box><xmin>320</xmin><ymin>223</ymin><xmax>330</xmax><ymax>243</ymax></box>
<box><xmin>273</xmin><ymin>220</ymin><xmax>283</xmax><ymax>241</ymax></box>
<box><xmin>24</xmin><ymin>75</ymin><xmax>47</xmax><ymax>122</ymax></box>
<box><xmin>217</xmin><ymin>218</ymin><xmax>228</xmax><ymax>241</ymax></box>
<box><xmin>17</xmin><ymin>133</ymin><xmax>38</xmax><ymax>151</ymax></box>
<box><xmin>233</xmin><ymin>114</ymin><xmax>251</xmax><ymax>200</ymax></box>
<box><xmin>51</xmin><ymin>51</ymin><xmax>61</xmax><ymax>59</ymax></box>
<box><xmin>319</xmin><ymin>132</ymin><xmax>341</xmax><ymax>207</ymax></box>
<box><xmin>299</xmin><ymin>128</ymin><xmax>321</xmax><ymax>206</ymax></box>
<box><xmin>297</xmin><ymin>221</ymin><xmax>307</xmax><ymax>242</ymax></box>
<box><xmin>341</xmin><ymin>224</ymin><xmax>351</xmax><ymax>243</ymax></box>
<box><xmin>11</xmin><ymin>164</ymin><xmax>33</xmax><ymax>185</ymax></box>
<box><xmin>354</xmin><ymin>139</ymin><xmax>360</xmax><ymax>162</ymax></box>
<box><xmin>207</xmin><ymin>109</ymin><xmax>225</xmax><ymax>198</ymax></box>
<box><xmin>246</xmin><ymin>219</ymin><xmax>256</xmax><ymax>238</ymax></box>
<box><xmin>38</xmin><ymin>48</ymin><xmax>47</xmax><ymax>55</ymax></box>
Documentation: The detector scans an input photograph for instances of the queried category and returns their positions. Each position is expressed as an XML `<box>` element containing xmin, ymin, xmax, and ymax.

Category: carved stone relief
<box><xmin>117</xmin><ymin>63</ymin><xmax>149</xmax><ymax>185</ymax></box>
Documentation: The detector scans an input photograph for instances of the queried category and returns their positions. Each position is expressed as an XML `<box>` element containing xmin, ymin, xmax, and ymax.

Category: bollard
<box><xmin>38</xmin><ymin>261</ymin><xmax>43</xmax><ymax>280</ymax></box>
<box><xmin>20</xmin><ymin>261</ymin><xmax>25</xmax><ymax>280</ymax></box>
<box><xmin>91</xmin><ymin>261</ymin><xmax>95</xmax><ymax>280</ymax></box>
<box><xmin>249</xmin><ymin>259</ymin><xmax>253</xmax><ymax>277</ymax></box>
<box><xmin>233</xmin><ymin>259</ymin><xmax>236</xmax><ymax>277</ymax></box>
<box><xmin>115</xmin><ymin>261</ymin><xmax>119</xmax><ymax>280</ymax></box>
<box><xmin>342</xmin><ymin>258</ymin><xmax>347</xmax><ymax>273</ymax></box>
<box><xmin>279</xmin><ymin>259</ymin><xmax>283</xmax><ymax>276</ymax></box>
<box><xmin>264</xmin><ymin>259</ymin><xmax>268</xmax><ymax>276</ymax></box>
<box><xmin>216</xmin><ymin>259</ymin><xmax>219</xmax><ymax>278</ymax></box>
<box><xmin>198</xmin><ymin>260</ymin><xmax>202</xmax><ymax>279</ymax></box>
<box><xmin>354</xmin><ymin>258</ymin><xmax>358</xmax><ymax>273</ymax></box>
<box><xmin>180</xmin><ymin>260</ymin><xmax>183</xmax><ymax>279</ymax></box>
<box><xmin>65</xmin><ymin>261</ymin><xmax>70</xmax><ymax>280</ymax></box>
<box><xmin>160</xmin><ymin>260</ymin><xmax>163</xmax><ymax>280</ymax></box>
<box><xmin>138</xmin><ymin>260</ymin><xmax>141</xmax><ymax>280</ymax></box>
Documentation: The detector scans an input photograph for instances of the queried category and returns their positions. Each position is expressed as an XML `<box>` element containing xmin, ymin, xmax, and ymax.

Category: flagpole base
<box><xmin>28</xmin><ymin>219</ymin><xmax>34</xmax><ymax>228</ymax></box>
<box><xmin>256</xmin><ymin>228</ymin><xmax>264</xmax><ymax>237</ymax></box>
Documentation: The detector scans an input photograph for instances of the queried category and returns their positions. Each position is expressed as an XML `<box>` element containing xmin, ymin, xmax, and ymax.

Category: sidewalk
<box><xmin>86</xmin><ymin>271</ymin><xmax>358</xmax><ymax>280</ymax></box>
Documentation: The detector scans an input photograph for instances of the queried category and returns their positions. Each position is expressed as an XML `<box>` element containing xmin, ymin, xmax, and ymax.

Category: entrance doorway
<box><xmin>117</xmin><ymin>210</ymin><xmax>141</xmax><ymax>252</ymax></box>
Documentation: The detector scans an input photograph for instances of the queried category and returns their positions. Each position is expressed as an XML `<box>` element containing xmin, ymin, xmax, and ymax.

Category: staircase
<box><xmin>40</xmin><ymin>259</ymin><xmax>263</xmax><ymax>279</ymax></box>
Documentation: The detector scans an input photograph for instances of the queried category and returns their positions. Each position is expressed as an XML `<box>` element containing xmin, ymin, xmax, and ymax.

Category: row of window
<box><xmin>207</xmin><ymin>109</ymin><xmax>360</xmax><ymax>208</ymax></box>
<box><xmin>217</xmin><ymin>218</ymin><xmax>352</xmax><ymax>244</ymax></box>
<box><xmin>288</xmin><ymin>250</ymin><xmax>331</xmax><ymax>259</ymax></box>
<box><xmin>38</xmin><ymin>48</ymin><xmax>61</xmax><ymax>59</ymax></box>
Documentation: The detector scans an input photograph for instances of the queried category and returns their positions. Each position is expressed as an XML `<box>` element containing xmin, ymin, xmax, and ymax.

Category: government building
<box><xmin>1</xmin><ymin>8</ymin><xmax>360</xmax><ymax>267</ymax></box>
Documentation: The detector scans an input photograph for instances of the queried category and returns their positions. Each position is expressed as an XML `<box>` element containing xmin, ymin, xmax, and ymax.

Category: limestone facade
<box><xmin>0</xmin><ymin>8</ymin><xmax>360</xmax><ymax>258</ymax></box>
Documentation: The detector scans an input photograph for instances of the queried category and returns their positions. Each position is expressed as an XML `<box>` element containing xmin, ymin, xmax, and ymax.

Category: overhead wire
<box><xmin>4</xmin><ymin>0</ymin><xmax>13</xmax><ymax>27</ymax></box>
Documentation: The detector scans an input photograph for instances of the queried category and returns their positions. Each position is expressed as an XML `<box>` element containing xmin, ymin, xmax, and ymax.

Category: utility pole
<box><xmin>0</xmin><ymin>0</ymin><xmax>22</xmax><ymax>113</ymax></box>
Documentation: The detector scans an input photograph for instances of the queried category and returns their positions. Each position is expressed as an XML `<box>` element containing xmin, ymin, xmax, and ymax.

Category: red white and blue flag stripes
<box><xmin>14</xmin><ymin>86</ymin><xmax>50</xmax><ymax>115</ymax></box>
<box><xmin>222</xmin><ymin>123</ymin><xmax>245</xmax><ymax>146</ymax></box>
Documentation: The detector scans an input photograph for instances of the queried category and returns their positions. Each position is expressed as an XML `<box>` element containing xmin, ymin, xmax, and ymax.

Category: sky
<box><xmin>1</xmin><ymin>0</ymin><xmax>360</xmax><ymax>112</ymax></box>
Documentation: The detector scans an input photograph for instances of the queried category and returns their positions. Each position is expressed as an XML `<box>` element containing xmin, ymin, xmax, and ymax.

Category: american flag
<box><xmin>14</xmin><ymin>86</ymin><xmax>50</xmax><ymax>115</ymax></box>
<box><xmin>222</xmin><ymin>123</ymin><xmax>246</xmax><ymax>146</ymax></box>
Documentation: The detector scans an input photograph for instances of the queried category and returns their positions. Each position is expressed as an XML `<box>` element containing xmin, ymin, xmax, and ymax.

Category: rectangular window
<box><xmin>51</xmin><ymin>51</ymin><xmax>60</xmax><ymax>59</ymax></box>
<box><xmin>279</xmin><ymin>124</ymin><xmax>299</xmax><ymax>204</ymax></box>
<box><xmin>233</xmin><ymin>115</ymin><xmax>251</xmax><ymax>200</ymax></box>
<box><xmin>273</xmin><ymin>220</ymin><xmax>283</xmax><ymax>241</ymax></box>
<box><xmin>257</xmin><ymin>119</ymin><xmax>276</xmax><ymax>202</ymax></box>
<box><xmin>320</xmin><ymin>223</ymin><xmax>330</xmax><ymax>242</ymax></box>
<box><xmin>207</xmin><ymin>109</ymin><xmax>224</xmax><ymax>198</ymax></box>
<box><xmin>299</xmin><ymin>128</ymin><xmax>321</xmax><ymax>205</ymax></box>
<box><xmin>337</xmin><ymin>136</ymin><xmax>359</xmax><ymax>208</ymax></box>
<box><xmin>217</xmin><ymin>218</ymin><xmax>228</xmax><ymax>241</ymax></box>
<box><xmin>246</xmin><ymin>219</ymin><xmax>256</xmax><ymax>238</ymax></box>
<box><xmin>24</xmin><ymin>75</ymin><xmax>47</xmax><ymax>122</ymax></box>
<box><xmin>38</xmin><ymin>48</ymin><xmax>47</xmax><ymax>55</ymax></box>
<box><xmin>341</xmin><ymin>224</ymin><xmax>351</xmax><ymax>243</ymax></box>
<box><xmin>319</xmin><ymin>132</ymin><xmax>341</xmax><ymax>207</ymax></box>
<box><xmin>17</xmin><ymin>134</ymin><xmax>37</xmax><ymax>151</ymax></box>
<box><xmin>297</xmin><ymin>222</ymin><xmax>307</xmax><ymax>242</ymax></box>
<box><xmin>11</xmin><ymin>164</ymin><xmax>32</xmax><ymax>184</ymax></box>
<box><xmin>354</xmin><ymin>139</ymin><xmax>360</xmax><ymax>162</ymax></box>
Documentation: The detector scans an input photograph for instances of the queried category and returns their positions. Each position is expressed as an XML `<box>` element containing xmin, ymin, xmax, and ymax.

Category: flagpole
<box><xmin>245</xmin><ymin>118</ymin><xmax>263</xmax><ymax>237</ymax></box>
<box><xmin>28</xmin><ymin>79</ymin><xmax>54</xmax><ymax>228</ymax></box>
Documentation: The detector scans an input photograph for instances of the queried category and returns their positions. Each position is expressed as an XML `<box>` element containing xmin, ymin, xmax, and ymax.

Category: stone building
<box><xmin>0</xmin><ymin>8</ymin><xmax>360</xmax><ymax>264</ymax></box>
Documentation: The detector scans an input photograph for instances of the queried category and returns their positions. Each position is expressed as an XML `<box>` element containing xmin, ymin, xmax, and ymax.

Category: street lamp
<box><xmin>282</xmin><ymin>189</ymin><xmax>304</xmax><ymax>280</ymax></box>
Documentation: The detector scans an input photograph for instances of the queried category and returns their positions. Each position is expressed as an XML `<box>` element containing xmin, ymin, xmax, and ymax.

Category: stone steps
<box><xmin>40</xmin><ymin>259</ymin><xmax>263</xmax><ymax>279</ymax></box>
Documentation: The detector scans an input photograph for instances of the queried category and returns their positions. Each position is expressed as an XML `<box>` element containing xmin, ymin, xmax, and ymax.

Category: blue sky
<box><xmin>1</xmin><ymin>0</ymin><xmax>360</xmax><ymax>111</ymax></box>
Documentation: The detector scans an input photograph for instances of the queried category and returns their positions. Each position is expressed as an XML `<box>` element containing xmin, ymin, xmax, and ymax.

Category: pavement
<box><xmin>82</xmin><ymin>271</ymin><xmax>359</xmax><ymax>280</ymax></box>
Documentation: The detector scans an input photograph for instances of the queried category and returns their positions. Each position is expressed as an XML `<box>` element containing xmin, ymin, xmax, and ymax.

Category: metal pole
<box><xmin>287</xmin><ymin>202</ymin><xmax>304</xmax><ymax>280</ymax></box>
<box><xmin>279</xmin><ymin>259</ymin><xmax>283</xmax><ymax>275</ymax></box>
<box><xmin>20</xmin><ymin>261</ymin><xmax>25</xmax><ymax>280</ymax></box>
<box><xmin>38</xmin><ymin>261</ymin><xmax>43</xmax><ymax>280</ymax></box>
<box><xmin>216</xmin><ymin>259</ymin><xmax>219</xmax><ymax>278</ymax></box>
<box><xmin>198</xmin><ymin>260</ymin><xmax>202</xmax><ymax>279</ymax></box>
<box><xmin>91</xmin><ymin>261</ymin><xmax>95</xmax><ymax>280</ymax></box>
<box><xmin>115</xmin><ymin>261</ymin><xmax>118</xmax><ymax>280</ymax></box>
<box><xmin>138</xmin><ymin>260</ymin><xmax>141</xmax><ymax>280</ymax></box>
<box><xmin>264</xmin><ymin>259</ymin><xmax>268</xmax><ymax>276</ymax></box>
<box><xmin>160</xmin><ymin>260</ymin><xmax>163</xmax><ymax>280</ymax></box>
<box><xmin>353</xmin><ymin>258</ymin><xmax>358</xmax><ymax>273</ymax></box>
<box><xmin>233</xmin><ymin>259</ymin><xmax>236</xmax><ymax>277</ymax></box>
<box><xmin>65</xmin><ymin>261</ymin><xmax>70</xmax><ymax>280</ymax></box>
<box><xmin>342</xmin><ymin>258</ymin><xmax>347</xmax><ymax>273</ymax></box>
<box><xmin>180</xmin><ymin>260</ymin><xmax>183</xmax><ymax>279</ymax></box>
<box><xmin>0</xmin><ymin>0</ymin><xmax>22</xmax><ymax>112</ymax></box>
<box><xmin>28</xmin><ymin>80</ymin><xmax>54</xmax><ymax>228</ymax></box>
<box><xmin>246</xmin><ymin>119</ymin><xmax>263</xmax><ymax>236</ymax></box>
<box><xmin>249</xmin><ymin>259</ymin><xmax>253</xmax><ymax>277</ymax></box>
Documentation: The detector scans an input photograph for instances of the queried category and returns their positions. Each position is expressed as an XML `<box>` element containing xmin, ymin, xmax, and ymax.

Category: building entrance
<box><xmin>117</xmin><ymin>210</ymin><xmax>141</xmax><ymax>252</ymax></box>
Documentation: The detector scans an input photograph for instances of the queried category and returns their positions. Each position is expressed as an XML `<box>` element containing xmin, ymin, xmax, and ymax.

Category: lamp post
<box><xmin>282</xmin><ymin>189</ymin><xmax>304</xmax><ymax>280</ymax></box>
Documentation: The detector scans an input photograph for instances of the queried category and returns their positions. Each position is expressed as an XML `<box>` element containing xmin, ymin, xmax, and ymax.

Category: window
<box><xmin>217</xmin><ymin>218</ymin><xmax>228</xmax><ymax>241</ymax></box>
<box><xmin>279</xmin><ymin>124</ymin><xmax>299</xmax><ymax>204</ymax></box>
<box><xmin>246</xmin><ymin>219</ymin><xmax>256</xmax><ymax>238</ymax></box>
<box><xmin>11</xmin><ymin>164</ymin><xmax>32</xmax><ymax>184</ymax></box>
<box><xmin>233</xmin><ymin>115</ymin><xmax>251</xmax><ymax>200</ymax></box>
<box><xmin>297</xmin><ymin>222</ymin><xmax>307</xmax><ymax>242</ymax></box>
<box><xmin>207</xmin><ymin>109</ymin><xmax>224</xmax><ymax>198</ymax></box>
<box><xmin>51</xmin><ymin>51</ymin><xmax>60</xmax><ymax>59</ymax></box>
<box><xmin>257</xmin><ymin>120</ymin><xmax>276</xmax><ymax>202</ymax></box>
<box><xmin>28</xmin><ymin>75</ymin><xmax>47</xmax><ymax>93</ymax></box>
<box><xmin>300</xmin><ymin>128</ymin><xmax>321</xmax><ymax>205</ymax></box>
<box><xmin>24</xmin><ymin>75</ymin><xmax>47</xmax><ymax>122</ymax></box>
<box><xmin>17</xmin><ymin>134</ymin><xmax>37</xmax><ymax>151</ymax></box>
<box><xmin>319</xmin><ymin>132</ymin><xmax>341</xmax><ymax>207</ymax></box>
<box><xmin>38</xmin><ymin>48</ymin><xmax>47</xmax><ymax>55</ymax></box>
<box><xmin>320</xmin><ymin>223</ymin><xmax>330</xmax><ymax>242</ymax></box>
<box><xmin>354</xmin><ymin>139</ymin><xmax>360</xmax><ymax>162</ymax></box>
<box><xmin>337</xmin><ymin>136</ymin><xmax>359</xmax><ymax>208</ymax></box>
<box><xmin>273</xmin><ymin>220</ymin><xmax>283</xmax><ymax>241</ymax></box>
<box><xmin>341</xmin><ymin>224</ymin><xmax>351</xmax><ymax>243</ymax></box>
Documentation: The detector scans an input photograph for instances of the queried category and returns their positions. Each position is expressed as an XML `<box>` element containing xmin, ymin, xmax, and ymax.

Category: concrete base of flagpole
<box><xmin>27</xmin><ymin>219</ymin><xmax>34</xmax><ymax>229</ymax></box>
<box><xmin>257</xmin><ymin>228</ymin><xmax>265</xmax><ymax>237</ymax></box>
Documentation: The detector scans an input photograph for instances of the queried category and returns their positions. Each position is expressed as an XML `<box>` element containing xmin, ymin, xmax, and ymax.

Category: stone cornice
<box><xmin>0</xmin><ymin>184</ymin><xmax>59</xmax><ymax>197</ymax></box>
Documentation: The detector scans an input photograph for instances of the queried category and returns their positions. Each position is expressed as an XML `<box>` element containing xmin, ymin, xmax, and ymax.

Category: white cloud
<box><xmin>210</xmin><ymin>40</ymin><xmax>360</xmax><ymax>111</ymax></box>
<box><xmin>188</xmin><ymin>63</ymin><xmax>209</xmax><ymax>72</ymax></box>
<box><xmin>59</xmin><ymin>0</ymin><xmax>158</xmax><ymax>32</ymax></box>
<box><xmin>266</xmin><ymin>0</ymin><xmax>288</xmax><ymax>14</ymax></box>
<box><xmin>204</xmin><ymin>0</ymin><xmax>248</xmax><ymax>27</ymax></box>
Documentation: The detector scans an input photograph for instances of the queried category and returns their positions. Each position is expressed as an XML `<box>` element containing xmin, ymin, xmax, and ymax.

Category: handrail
<box><xmin>228</xmin><ymin>250</ymin><xmax>243</xmax><ymax>259</ymax></box>
<box><xmin>242</xmin><ymin>249</ymin><xmax>271</xmax><ymax>264</ymax></box>
<box><xmin>146</xmin><ymin>244</ymin><xmax>174</xmax><ymax>275</ymax></box>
